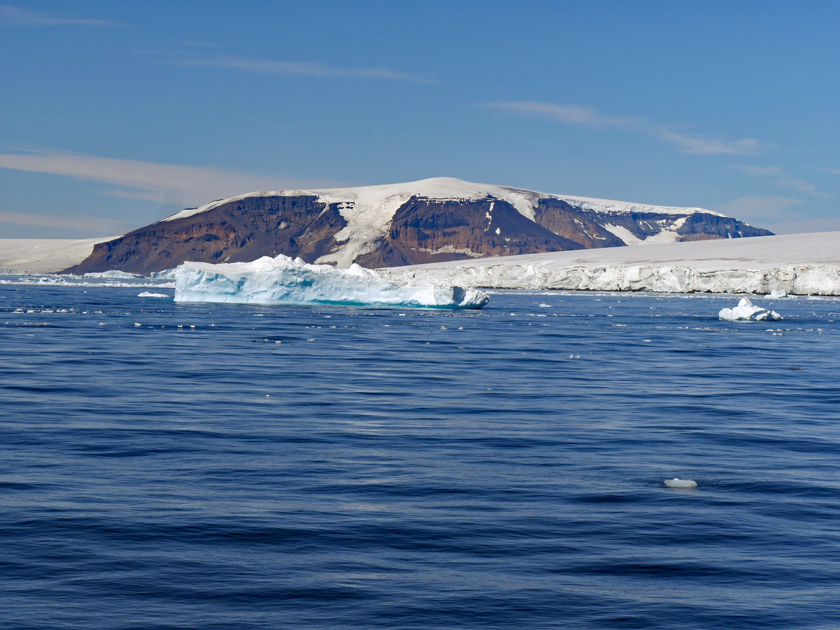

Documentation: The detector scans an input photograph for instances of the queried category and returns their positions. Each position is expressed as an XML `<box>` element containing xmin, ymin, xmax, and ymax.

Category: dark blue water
<box><xmin>2</xmin><ymin>280</ymin><xmax>840</xmax><ymax>629</ymax></box>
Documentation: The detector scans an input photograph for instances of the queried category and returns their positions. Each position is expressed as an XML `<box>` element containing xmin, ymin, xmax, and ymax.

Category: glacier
<box><xmin>173</xmin><ymin>255</ymin><xmax>489</xmax><ymax>309</ymax></box>
<box><xmin>383</xmin><ymin>261</ymin><xmax>840</xmax><ymax>296</ymax></box>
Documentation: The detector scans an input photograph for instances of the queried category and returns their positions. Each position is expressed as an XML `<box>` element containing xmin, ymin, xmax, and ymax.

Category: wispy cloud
<box><xmin>0</xmin><ymin>4</ymin><xmax>120</xmax><ymax>27</ymax></box>
<box><xmin>715</xmin><ymin>195</ymin><xmax>805</xmax><ymax>222</ymax></box>
<box><xmin>164</xmin><ymin>53</ymin><xmax>436</xmax><ymax>83</ymax></box>
<box><xmin>714</xmin><ymin>196</ymin><xmax>840</xmax><ymax>235</ymax></box>
<box><xmin>655</xmin><ymin>133</ymin><xmax>764</xmax><ymax>156</ymax></box>
<box><xmin>817</xmin><ymin>167</ymin><xmax>840</xmax><ymax>176</ymax></box>
<box><xmin>484</xmin><ymin>102</ymin><xmax>641</xmax><ymax>128</ymax></box>
<box><xmin>732</xmin><ymin>164</ymin><xmax>830</xmax><ymax>198</ymax></box>
<box><xmin>0</xmin><ymin>149</ymin><xmax>341</xmax><ymax>208</ymax></box>
<box><xmin>484</xmin><ymin>100</ymin><xmax>765</xmax><ymax>156</ymax></box>
<box><xmin>0</xmin><ymin>210</ymin><xmax>133</xmax><ymax>234</ymax></box>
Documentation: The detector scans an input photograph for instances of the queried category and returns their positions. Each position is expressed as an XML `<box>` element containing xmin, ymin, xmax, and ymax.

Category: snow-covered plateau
<box><xmin>380</xmin><ymin>232</ymin><xmax>840</xmax><ymax>296</ymax></box>
<box><xmin>173</xmin><ymin>255</ymin><xmax>489</xmax><ymax>309</ymax></box>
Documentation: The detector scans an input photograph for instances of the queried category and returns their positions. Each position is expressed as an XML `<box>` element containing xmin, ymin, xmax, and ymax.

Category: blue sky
<box><xmin>1</xmin><ymin>1</ymin><xmax>839</xmax><ymax>238</ymax></box>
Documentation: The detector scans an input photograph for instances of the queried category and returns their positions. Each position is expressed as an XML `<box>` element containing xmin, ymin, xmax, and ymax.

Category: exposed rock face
<box><xmin>64</xmin><ymin>177</ymin><xmax>774</xmax><ymax>275</ymax></box>
<box><xmin>575</xmin><ymin>209</ymin><xmax>773</xmax><ymax>243</ymax></box>
<box><xmin>355</xmin><ymin>197</ymin><xmax>582</xmax><ymax>268</ymax></box>
<box><xmin>65</xmin><ymin>196</ymin><xmax>347</xmax><ymax>275</ymax></box>
<box><xmin>532</xmin><ymin>198</ymin><xmax>626</xmax><ymax>248</ymax></box>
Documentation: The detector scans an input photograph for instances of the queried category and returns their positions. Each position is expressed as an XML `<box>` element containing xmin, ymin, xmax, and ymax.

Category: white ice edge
<box><xmin>173</xmin><ymin>255</ymin><xmax>489</xmax><ymax>309</ymax></box>
<box><xmin>382</xmin><ymin>262</ymin><xmax>840</xmax><ymax>296</ymax></box>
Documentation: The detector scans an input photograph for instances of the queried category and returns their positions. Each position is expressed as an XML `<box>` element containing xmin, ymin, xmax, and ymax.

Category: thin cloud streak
<box><xmin>171</xmin><ymin>53</ymin><xmax>437</xmax><ymax>83</ymax></box>
<box><xmin>0</xmin><ymin>4</ymin><xmax>120</xmax><ymax>27</ymax></box>
<box><xmin>732</xmin><ymin>164</ymin><xmax>830</xmax><ymax>198</ymax></box>
<box><xmin>484</xmin><ymin>100</ymin><xmax>765</xmax><ymax>156</ymax></box>
<box><xmin>0</xmin><ymin>210</ymin><xmax>134</xmax><ymax>234</ymax></box>
<box><xmin>483</xmin><ymin>102</ymin><xmax>641</xmax><ymax>128</ymax></box>
<box><xmin>713</xmin><ymin>196</ymin><xmax>839</xmax><ymax>235</ymax></box>
<box><xmin>0</xmin><ymin>150</ymin><xmax>341</xmax><ymax>208</ymax></box>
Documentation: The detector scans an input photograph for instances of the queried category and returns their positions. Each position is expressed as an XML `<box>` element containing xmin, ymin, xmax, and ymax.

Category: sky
<box><xmin>1</xmin><ymin>0</ymin><xmax>839</xmax><ymax>238</ymax></box>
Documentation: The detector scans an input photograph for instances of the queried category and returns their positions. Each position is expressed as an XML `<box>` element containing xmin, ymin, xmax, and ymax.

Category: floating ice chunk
<box><xmin>665</xmin><ymin>478</ymin><xmax>697</xmax><ymax>489</ymax></box>
<box><xmin>84</xmin><ymin>270</ymin><xmax>145</xmax><ymax>279</ymax></box>
<box><xmin>151</xmin><ymin>268</ymin><xmax>178</xmax><ymax>280</ymax></box>
<box><xmin>719</xmin><ymin>297</ymin><xmax>782</xmax><ymax>321</ymax></box>
<box><xmin>137</xmin><ymin>292</ymin><xmax>170</xmax><ymax>298</ymax></box>
<box><xmin>174</xmin><ymin>255</ymin><xmax>489</xmax><ymax>309</ymax></box>
<box><xmin>769</xmin><ymin>289</ymin><xmax>788</xmax><ymax>299</ymax></box>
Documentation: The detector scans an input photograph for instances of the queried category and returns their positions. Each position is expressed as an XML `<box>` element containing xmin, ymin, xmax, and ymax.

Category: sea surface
<box><xmin>2</xmin><ymin>278</ymin><xmax>840</xmax><ymax>629</ymax></box>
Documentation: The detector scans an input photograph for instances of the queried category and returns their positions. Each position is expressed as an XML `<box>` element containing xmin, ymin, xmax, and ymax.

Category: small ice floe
<box><xmin>665</xmin><ymin>478</ymin><xmax>697</xmax><ymax>489</ymax></box>
<box><xmin>137</xmin><ymin>292</ymin><xmax>170</xmax><ymax>298</ymax></box>
<box><xmin>768</xmin><ymin>289</ymin><xmax>788</xmax><ymax>299</ymax></box>
<box><xmin>719</xmin><ymin>297</ymin><xmax>782</xmax><ymax>322</ymax></box>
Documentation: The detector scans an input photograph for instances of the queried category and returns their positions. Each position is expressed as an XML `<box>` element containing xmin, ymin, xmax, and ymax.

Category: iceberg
<box><xmin>665</xmin><ymin>478</ymin><xmax>697</xmax><ymax>489</ymax></box>
<box><xmin>83</xmin><ymin>270</ymin><xmax>146</xmax><ymax>279</ymax></box>
<box><xmin>718</xmin><ymin>297</ymin><xmax>782</xmax><ymax>322</ymax></box>
<box><xmin>173</xmin><ymin>255</ymin><xmax>489</xmax><ymax>309</ymax></box>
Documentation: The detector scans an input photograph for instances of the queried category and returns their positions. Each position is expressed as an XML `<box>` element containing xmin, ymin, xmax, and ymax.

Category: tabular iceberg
<box><xmin>719</xmin><ymin>297</ymin><xmax>782</xmax><ymax>322</ymax></box>
<box><xmin>174</xmin><ymin>255</ymin><xmax>489</xmax><ymax>309</ymax></box>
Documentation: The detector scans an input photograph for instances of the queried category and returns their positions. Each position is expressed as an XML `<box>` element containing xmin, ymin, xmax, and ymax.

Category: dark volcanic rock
<box><xmin>532</xmin><ymin>198</ymin><xmax>626</xmax><ymax>248</ymax></box>
<box><xmin>573</xmin><ymin>209</ymin><xmax>774</xmax><ymax>243</ymax></box>
<box><xmin>65</xmin><ymin>196</ymin><xmax>347</xmax><ymax>275</ymax></box>
<box><xmin>353</xmin><ymin>196</ymin><xmax>583</xmax><ymax>268</ymax></box>
<box><xmin>675</xmin><ymin>213</ymin><xmax>774</xmax><ymax>240</ymax></box>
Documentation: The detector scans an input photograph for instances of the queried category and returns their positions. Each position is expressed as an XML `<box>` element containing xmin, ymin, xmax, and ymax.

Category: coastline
<box><xmin>2</xmin><ymin>232</ymin><xmax>839</xmax><ymax>295</ymax></box>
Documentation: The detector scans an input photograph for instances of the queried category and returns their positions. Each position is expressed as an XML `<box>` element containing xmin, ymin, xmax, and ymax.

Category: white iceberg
<box><xmin>718</xmin><ymin>297</ymin><xmax>782</xmax><ymax>322</ymax></box>
<box><xmin>83</xmin><ymin>270</ymin><xmax>146</xmax><ymax>279</ymax></box>
<box><xmin>173</xmin><ymin>255</ymin><xmax>490</xmax><ymax>309</ymax></box>
<box><xmin>665</xmin><ymin>478</ymin><xmax>697</xmax><ymax>489</ymax></box>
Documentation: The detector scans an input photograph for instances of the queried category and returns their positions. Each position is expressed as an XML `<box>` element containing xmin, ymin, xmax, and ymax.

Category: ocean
<box><xmin>2</xmin><ymin>279</ymin><xmax>839</xmax><ymax>629</ymax></box>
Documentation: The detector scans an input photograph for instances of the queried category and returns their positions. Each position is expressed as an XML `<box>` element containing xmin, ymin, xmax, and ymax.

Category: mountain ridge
<box><xmin>65</xmin><ymin>177</ymin><xmax>773</xmax><ymax>275</ymax></box>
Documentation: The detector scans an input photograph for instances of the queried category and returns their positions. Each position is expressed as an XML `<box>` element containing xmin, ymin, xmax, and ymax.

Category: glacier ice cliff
<box><xmin>174</xmin><ymin>255</ymin><xmax>489</xmax><ymax>309</ymax></box>
<box><xmin>382</xmin><ymin>262</ymin><xmax>840</xmax><ymax>296</ymax></box>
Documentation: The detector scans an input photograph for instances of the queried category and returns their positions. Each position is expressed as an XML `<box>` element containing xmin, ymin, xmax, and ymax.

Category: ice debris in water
<box><xmin>719</xmin><ymin>297</ymin><xmax>782</xmax><ymax>322</ymax></box>
<box><xmin>665</xmin><ymin>478</ymin><xmax>697</xmax><ymax>489</ymax></box>
<box><xmin>137</xmin><ymin>292</ymin><xmax>170</xmax><ymax>298</ymax></box>
<box><xmin>84</xmin><ymin>270</ymin><xmax>145</xmax><ymax>279</ymax></box>
<box><xmin>174</xmin><ymin>255</ymin><xmax>490</xmax><ymax>309</ymax></box>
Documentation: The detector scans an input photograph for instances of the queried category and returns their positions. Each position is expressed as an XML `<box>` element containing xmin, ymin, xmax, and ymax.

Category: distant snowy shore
<box><xmin>2</xmin><ymin>232</ymin><xmax>839</xmax><ymax>295</ymax></box>
<box><xmin>0</xmin><ymin>237</ymin><xmax>112</xmax><ymax>274</ymax></box>
<box><xmin>381</xmin><ymin>232</ymin><xmax>840</xmax><ymax>296</ymax></box>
